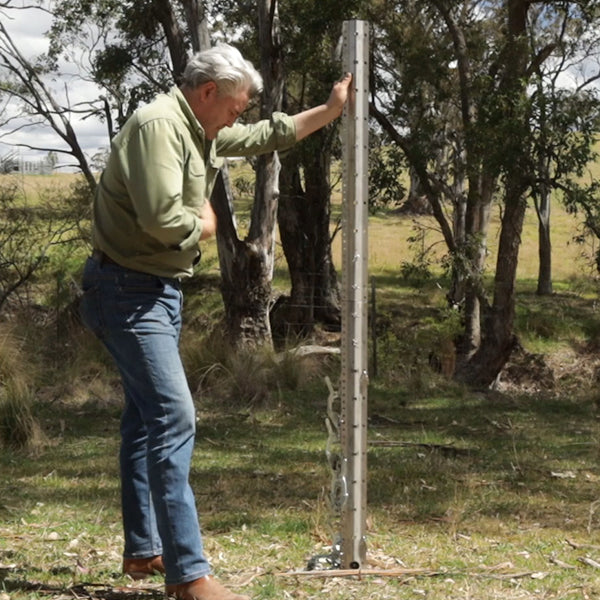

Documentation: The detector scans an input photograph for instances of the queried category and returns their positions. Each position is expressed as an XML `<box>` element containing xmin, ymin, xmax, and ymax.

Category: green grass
<box><xmin>1</xmin><ymin>173</ymin><xmax>600</xmax><ymax>599</ymax></box>
<box><xmin>2</xmin><ymin>365</ymin><xmax>600</xmax><ymax>599</ymax></box>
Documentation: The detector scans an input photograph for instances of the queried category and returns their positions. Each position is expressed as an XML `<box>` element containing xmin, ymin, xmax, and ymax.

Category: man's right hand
<box><xmin>198</xmin><ymin>200</ymin><xmax>217</xmax><ymax>240</ymax></box>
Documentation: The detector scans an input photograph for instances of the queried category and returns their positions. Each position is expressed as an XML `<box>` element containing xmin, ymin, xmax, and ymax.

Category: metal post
<box><xmin>339</xmin><ymin>18</ymin><xmax>369</xmax><ymax>570</ymax></box>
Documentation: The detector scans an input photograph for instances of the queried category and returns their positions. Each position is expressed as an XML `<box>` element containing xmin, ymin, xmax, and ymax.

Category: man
<box><xmin>79</xmin><ymin>43</ymin><xmax>351</xmax><ymax>600</ymax></box>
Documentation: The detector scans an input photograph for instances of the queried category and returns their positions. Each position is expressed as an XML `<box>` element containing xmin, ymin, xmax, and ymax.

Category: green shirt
<box><xmin>92</xmin><ymin>86</ymin><xmax>297</xmax><ymax>279</ymax></box>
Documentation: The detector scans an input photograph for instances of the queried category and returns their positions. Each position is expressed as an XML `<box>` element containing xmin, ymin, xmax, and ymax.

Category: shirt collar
<box><xmin>171</xmin><ymin>86</ymin><xmax>206</xmax><ymax>138</ymax></box>
<box><xmin>170</xmin><ymin>85</ymin><xmax>219</xmax><ymax>164</ymax></box>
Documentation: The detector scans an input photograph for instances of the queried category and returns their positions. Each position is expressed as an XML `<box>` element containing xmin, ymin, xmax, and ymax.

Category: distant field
<box><xmin>5</xmin><ymin>170</ymin><xmax>592</xmax><ymax>287</ymax></box>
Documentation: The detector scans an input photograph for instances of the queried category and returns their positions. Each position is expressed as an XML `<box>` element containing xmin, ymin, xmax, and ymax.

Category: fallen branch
<box><xmin>274</xmin><ymin>345</ymin><xmax>340</xmax><ymax>363</ymax></box>
<box><xmin>369</xmin><ymin>440</ymin><xmax>475</xmax><ymax>456</ymax></box>
<box><xmin>578</xmin><ymin>557</ymin><xmax>600</xmax><ymax>569</ymax></box>
<box><xmin>566</xmin><ymin>539</ymin><xmax>600</xmax><ymax>551</ymax></box>
<box><xmin>276</xmin><ymin>567</ymin><xmax>440</xmax><ymax>579</ymax></box>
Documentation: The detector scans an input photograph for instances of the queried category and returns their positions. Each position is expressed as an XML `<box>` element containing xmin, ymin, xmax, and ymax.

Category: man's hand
<box><xmin>293</xmin><ymin>73</ymin><xmax>353</xmax><ymax>141</ymax></box>
<box><xmin>325</xmin><ymin>72</ymin><xmax>353</xmax><ymax>117</ymax></box>
<box><xmin>198</xmin><ymin>201</ymin><xmax>217</xmax><ymax>240</ymax></box>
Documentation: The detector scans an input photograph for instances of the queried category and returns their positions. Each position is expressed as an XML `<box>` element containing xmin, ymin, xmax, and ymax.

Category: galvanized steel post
<box><xmin>339</xmin><ymin>18</ymin><xmax>369</xmax><ymax>570</ymax></box>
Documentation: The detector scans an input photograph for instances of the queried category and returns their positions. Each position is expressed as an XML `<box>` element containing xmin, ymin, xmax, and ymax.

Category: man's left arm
<box><xmin>215</xmin><ymin>73</ymin><xmax>352</xmax><ymax>157</ymax></box>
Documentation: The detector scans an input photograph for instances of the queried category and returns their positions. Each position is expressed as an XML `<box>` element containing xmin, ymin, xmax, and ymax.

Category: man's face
<box><xmin>195</xmin><ymin>82</ymin><xmax>250</xmax><ymax>140</ymax></box>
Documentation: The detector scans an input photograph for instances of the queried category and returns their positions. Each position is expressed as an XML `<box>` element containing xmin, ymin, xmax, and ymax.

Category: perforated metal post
<box><xmin>339</xmin><ymin>19</ymin><xmax>369</xmax><ymax>570</ymax></box>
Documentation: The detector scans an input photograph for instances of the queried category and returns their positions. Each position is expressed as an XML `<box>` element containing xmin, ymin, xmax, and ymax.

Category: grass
<box><xmin>1</xmin><ymin>172</ymin><xmax>600</xmax><ymax>599</ymax></box>
<box><xmin>2</xmin><ymin>366</ymin><xmax>600</xmax><ymax>599</ymax></box>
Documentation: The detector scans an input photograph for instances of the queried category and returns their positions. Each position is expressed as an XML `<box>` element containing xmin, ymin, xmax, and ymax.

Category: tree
<box><xmin>274</xmin><ymin>0</ymin><xmax>367</xmax><ymax>338</ymax></box>
<box><xmin>527</xmin><ymin>5</ymin><xmax>600</xmax><ymax>296</ymax></box>
<box><xmin>213</xmin><ymin>0</ymin><xmax>285</xmax><ymax>346</ymax></box>
<box><xmin>369</xmin><ymin>0</ymin><xmax>600</xmax><ymax>387</ymax></box>
<box><xmin>208</xmin><ymin>0</ymin><xmax>367</xmax><ymax>342</ymax></box>
<box><xmin>0</xmin><ymin>15</ymin><xmax>97</xmax><ymax>189</ymax></box>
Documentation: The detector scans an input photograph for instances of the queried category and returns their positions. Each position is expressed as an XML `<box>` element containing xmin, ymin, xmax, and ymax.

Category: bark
<box><xmin>458</xmin><ymin>175</ymin><xmax>495</xmax><ymax>360</ymax></box>
<box><xmin>214</xmin><ymin>0</ymin><xmax>283</xmax><ymax>347</ymax></box>
<box><xmin>458</xmin><ymin>183</ymin><xmax>527</xmax><ymax>385</ymax></box>
<box><xmin>276</xmin><ymin>130</ymin><xmax>340</xmax><ymax>340</ymax></box>
<box><xmin>152</xmin><ymin>0</ymin><xmax>189</xmax><ymax>82</ymax></box>
<box><xmin>276</xmin><ymin>159</ymin><xmax>316</xmax><ymax>338</ymax></box>
<box><xmin>180</xmin><ymin>0</ymin><xmax>211</xmax><ymax>53</ymax></box>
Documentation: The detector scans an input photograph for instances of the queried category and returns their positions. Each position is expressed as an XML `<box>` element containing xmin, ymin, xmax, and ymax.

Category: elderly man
<box><xmin>79</xmin><ymin>44</ymin><xmax>351</xmax><ymax>600</ymax></box>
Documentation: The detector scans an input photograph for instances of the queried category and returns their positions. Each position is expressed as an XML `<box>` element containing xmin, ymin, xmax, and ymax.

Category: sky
<box><xmin>0</xmin><ymin>2</ymin><xmax>108</xmax><ymax>171</ymax></box>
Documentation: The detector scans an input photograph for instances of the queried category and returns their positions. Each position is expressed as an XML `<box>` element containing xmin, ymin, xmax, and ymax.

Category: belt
<box><xmin>92</xmin><ymin>249</ymin><xmax>121</xmax><ymax>266</ymax></box>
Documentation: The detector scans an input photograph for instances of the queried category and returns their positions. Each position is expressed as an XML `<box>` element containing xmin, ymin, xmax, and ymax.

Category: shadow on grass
<box><xmin>1</xmin><ymin>578</ymin><xmax>164</xmax><ymax>600</ymax></box>
<box><xmin>2</xmin><ymin>381</ymin><xmax>599</xmax><ymax>533</ymax></box>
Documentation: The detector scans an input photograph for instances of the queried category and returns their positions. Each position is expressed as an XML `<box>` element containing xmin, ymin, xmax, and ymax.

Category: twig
<box><xmin>549</xmin><ymin>556</ymin><xmax>577</xmax><ymax>569</ymax></box>
<box><xmin>566</xmin><ymin>539</ymin><xmax>600</xmax><ymax>551</ymax></box>
<box><xmin>578</xmin><ymin>557</ymin><xmax>600</xmax><ymax>569</ymax></box>
<box><xmin>276</xmin><ymin>567</ymin><xmax>439</xmax><ymax>579</ymax></box>
<box><xmin>369</xmin><ymin>440</ymin><xmax>475</xmax><ymax>455</ymax></box>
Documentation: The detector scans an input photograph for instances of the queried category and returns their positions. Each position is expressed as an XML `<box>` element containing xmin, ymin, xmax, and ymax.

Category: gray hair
<box><xmin>181</xmin><ymin>43</ymin><xmax>263</xmax><ymax>97</ymax></box>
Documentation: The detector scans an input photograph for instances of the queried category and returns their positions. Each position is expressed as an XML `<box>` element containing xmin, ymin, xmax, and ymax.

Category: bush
<box><xmin>183</xmin><ymin>332</ymin><xmax>332</xmax><ymax>408</ymax></box>
<box><xmin>0</xmin><ymin>329</ymin><xmax>44</xmax><ymax>451</ymax></box>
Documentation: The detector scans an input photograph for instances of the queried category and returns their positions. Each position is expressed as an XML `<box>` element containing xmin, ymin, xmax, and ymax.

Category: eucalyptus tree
<box><xmin>369</xmin><ymin>0</ymin><xmax>600</xmax><ymax>386</ymax></box>
<box><xmin>48</xmin><ymin>0</ymin><xmax>294</xmax><ymax>347</ymax></box>
<box><xmin>527</xmin><ymin>4</ymin><xmax>600</xmax><ymax>295</ymax></box>
<box><xmin>0</xmin><ymin>10</ymin><xmax>97</xmax><ymax>188</ymax></box>
<box><xmin>210</xmin><ymin>0</ymin><xmax>368</xmax><ymax>339</ymax></box>
<box><xmin>3</xmin><ymin>0</ymin><xmax>353</xmax><ymax>346</ymax></box>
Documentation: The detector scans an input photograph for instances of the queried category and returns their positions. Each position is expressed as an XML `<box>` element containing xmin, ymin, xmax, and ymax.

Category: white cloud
<box><xmin>0</xmin><ymin>2</ymin><xmax>108</xmax><ymax>170</ymax></box>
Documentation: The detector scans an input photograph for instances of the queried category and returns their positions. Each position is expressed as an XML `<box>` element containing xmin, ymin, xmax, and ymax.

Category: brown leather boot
<box><xmin>165</xmin><ymin>575</ymin><xmax>249</xmax><ymax>600</ymax></box>
<box><xmin>123</xmin><ymin>555</ymin><xmax>165</xmax><ymax>579</ymax></box>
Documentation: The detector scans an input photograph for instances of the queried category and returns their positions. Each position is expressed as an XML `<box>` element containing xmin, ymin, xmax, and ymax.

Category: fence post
<box><xmin>339</xmin><ymin>18</ymin><xmax>369</xmax><ymax>570</ymax></box>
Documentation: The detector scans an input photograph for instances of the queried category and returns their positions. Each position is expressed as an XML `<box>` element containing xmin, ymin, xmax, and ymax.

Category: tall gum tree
<box><xmin>369</xmin><ymin>0</ymin><xmax>600</xmax><ymax>387</ymax></box>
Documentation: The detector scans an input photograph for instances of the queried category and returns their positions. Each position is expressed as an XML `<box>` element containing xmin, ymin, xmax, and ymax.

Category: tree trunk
<box><xmin>456</xmin><ymin>0</ymin><xmax>531</xmax><ymax>387</ymax></box>
<box><xmin>181</xmin><ymin>0</ymin><xmax>211</xmax><ymax>53</ymax></box>
<box><xmin>457</xmin><ymin>174</ymin><xmax>495</xmax><ymax>360</ymax></box>
<box><xmin>214</xmin><ymin>168</ymin><xmax>279</xmax><ymax>346</ymax></box>
<box><xmin>458</xmin><ymin>183</ymin><xmax>526</xmax><ymax>386</ymax></box>
<box><xmin>214</xmin><ymin>0</ymin><xmax>283</xmax><ymax>348</ymax></box>
<box><xmin>536</xmin><ymin>187</ymin><xmax>553</xmax><ymax>295</ymax></box>
<box><xmin>152</xmin><ymin>0</ymin><xmax>189</xmax><ymax>81</ymax></box>
<box><xmin>276</xmin><ymin>158</ymin><xmax>316</xmax><ymax>338</ymax></box>
<box><xmin>276</xmin><ymin>131</ymin><xmax>340</xmax><ymax>340</ymax></box>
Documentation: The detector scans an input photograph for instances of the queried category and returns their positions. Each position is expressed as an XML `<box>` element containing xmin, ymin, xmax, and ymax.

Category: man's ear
<box><xmin>198</xmin><ymin>81</ymin><xmax>218</xmax><ymax>102</ymax></box>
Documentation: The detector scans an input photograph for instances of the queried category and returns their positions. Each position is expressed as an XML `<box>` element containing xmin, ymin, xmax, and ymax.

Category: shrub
<box><xmin>0</xmin><ymin>329</ymin><xmax>44</xmax><ymax>451</ymax></box>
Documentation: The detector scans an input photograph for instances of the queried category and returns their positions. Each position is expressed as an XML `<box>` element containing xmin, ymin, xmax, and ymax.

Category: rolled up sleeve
<box><xmin>215</xmin><ymin>112</ymin><xmax>297</xmax><ymax>157</ymax></box>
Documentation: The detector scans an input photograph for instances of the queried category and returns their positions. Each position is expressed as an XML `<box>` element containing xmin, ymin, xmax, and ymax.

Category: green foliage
<box><xmin>372</xmin><ymin>285</ymin><xmax>463</xmax><ymax>394</ymax></box>
<box><xmin>398</xmin><ymin>224</ymin><xmax>446</xmax><ymax>287</ymax></box>
<box><xmin>368</xmin><ymin>141</ymin><xmax>406</xmax><ymax>212</ymax></box>
<box><xmin>48</xmin><ymin>0</ymin><xmax>174</xmax><ymax>133</ymax></box>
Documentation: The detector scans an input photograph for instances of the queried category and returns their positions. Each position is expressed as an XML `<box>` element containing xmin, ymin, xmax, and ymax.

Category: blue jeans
<box><xmin>79</xmin><ymin>256</ymin><xmax>210</xmax><ymax>585</ymax></box>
